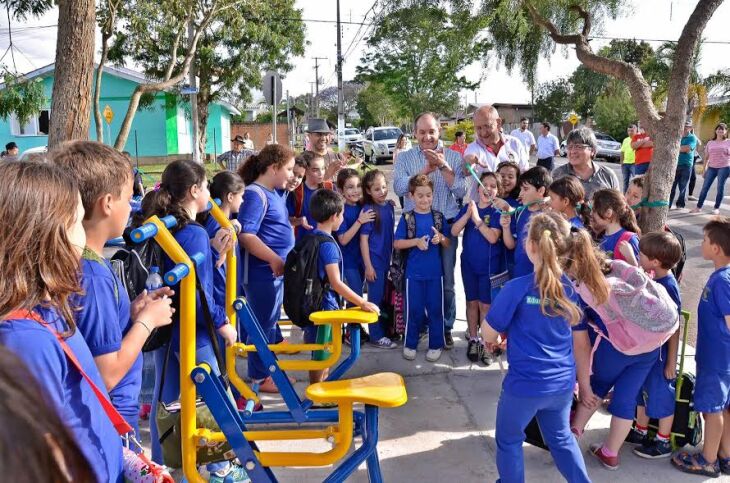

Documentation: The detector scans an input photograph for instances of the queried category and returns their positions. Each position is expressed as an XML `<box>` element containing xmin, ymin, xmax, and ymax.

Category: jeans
<box><xmin>669</xmin><ymin>164</ymin><xmax>692</xmax><ymax>208</ymax></box>
<box><xmin>440</xmin><ymin>232</ymin><xmax>458</xmax><ymax>330</ymax></box>
<box><xmin>634</xmin><ymin>163</ymin><xmax>650</xmax><ymax>175</ymax></box>
<box><xmin>536</xmin><ymin>157</ymin><xmax>554</xmax><ymax>171</ymax></box>
<box><xmin>697</xmin><ymin>166</ymin><xmax>730</xmax><ymax>210</ymax></box>
<box><xmin>621</xmin><ymin>163</ymin><xmax>634</xmax><ymax>193</ymax></box>
<box><xmin>689</xmin><ymin>157</ymin><xmax>699</xmax><ymax>196</ymax></box>
<box><xmin>496</xmin><ymin>390</ymin><xmax>590</xmax><ymax>483</ymax></box>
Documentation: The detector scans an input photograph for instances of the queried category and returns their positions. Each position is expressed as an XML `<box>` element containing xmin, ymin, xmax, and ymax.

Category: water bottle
<box><xmin>145</xmin><ymin>266</ymin><xmax>164</xmax><ymax>292</ymax></box>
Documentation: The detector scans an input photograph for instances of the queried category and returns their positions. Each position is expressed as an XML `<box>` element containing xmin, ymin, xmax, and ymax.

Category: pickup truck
<box><xmin>362</xmin><ymin>126</ymin><xmax>403</xmax><ymax>164</ymax></box>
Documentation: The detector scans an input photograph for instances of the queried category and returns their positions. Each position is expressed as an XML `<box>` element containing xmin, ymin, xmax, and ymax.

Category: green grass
<box><xmin>135</xmin><ymin>162</ymin><xmax>222</xmax><ymax>185</ymax></box>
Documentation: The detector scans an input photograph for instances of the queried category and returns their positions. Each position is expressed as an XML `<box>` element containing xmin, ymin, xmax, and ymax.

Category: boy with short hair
<box><xmin>305</xmin><ymin>189</ymin><xmax>379</xmax><ymax>383</ymax></box>
<box><xmin>393</xmin><ymin>174</ymin><xmax>451</xmax><ymax>363</ymax></box>
<box><xmin>51</xmin><ymin>141</ymin><xmax>174</xmax><ymax>439</ymax></box>
<box><xmin>672</xmin><ymin>217</ymin><xmax>730</xmax><ymax>477</ymax></box>
<box><xmin>287</xmin><ymin>152</ymin><xmax>332</xmax><ymax>238</ymax></box>
<box><xmin>501</xmin><ymin>166</ymin><xmax>552</xmax><ymax>277</ymax></box>
<box><xmin>622</xmin><ymin>231</ymin><xmax>682</xmax><ymax>458</ymax></box>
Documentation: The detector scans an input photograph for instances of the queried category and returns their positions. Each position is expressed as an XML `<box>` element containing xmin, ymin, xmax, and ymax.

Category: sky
<box><xmin>0</xmin><ymin>0</ymin><xmax>728</xmax><ymax>105</ymax></box>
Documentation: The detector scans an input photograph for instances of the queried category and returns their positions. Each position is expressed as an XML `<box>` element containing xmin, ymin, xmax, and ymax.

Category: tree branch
<box><xmin>163</xmin><ymin>27</ymin><xmax>184</xmax><ymax>81</ymax></box>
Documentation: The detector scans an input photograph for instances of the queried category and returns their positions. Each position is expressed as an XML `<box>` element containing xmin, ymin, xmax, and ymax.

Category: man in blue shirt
<box><xmin>536</xmin><ymin>122</ymin><xmax>560</xmax><ymax>171</ymax></box>
<box><xmin>669</xmin><ymin>122</ymin><xmax>698</xmax><ymax>209</ymax></box>
<box><xmin>393</xmin><ymin>112</ymin><xmax>466</xmax><ymax>348</ymax></box>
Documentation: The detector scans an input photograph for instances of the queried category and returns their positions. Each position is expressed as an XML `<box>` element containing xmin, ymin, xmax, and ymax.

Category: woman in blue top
<box><xmin>483</xmin><ymin>212</ymin><xmax>604</xmax><ymax>483</ymax></box>
<box><xmin>591</xmin><ymin>188</ymin><xmax>641</xmax><ymax>260</ymax></box>
<box><xmin>237</xmin><ymin>144</ymin><xmax>296</xmax><ymax>393</ymax></box>
<box><xmin>0</xmin><ymin>162</ymin><xmax>123</xmax><ymax>482</ymax></box>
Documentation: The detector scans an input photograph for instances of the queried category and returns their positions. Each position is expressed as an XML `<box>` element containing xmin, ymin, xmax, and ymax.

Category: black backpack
<box><xmin>109</xmin><ymin>227</ymin><xmax>170</xmax><ymax>351</ymax></box>
<box><xmin>665</xmin><ymin>225</ymin><xmax>687</xmax><ymax>283</ymax></box>
<box><xmin>283</xmin><ymin>233</ymin><xmax>336</xmax><ymax>328</ymax></box>
<box><xmin>388</xmin><ymin>210</ymin><xmax>444</xmax><ymax>292</ymax></box>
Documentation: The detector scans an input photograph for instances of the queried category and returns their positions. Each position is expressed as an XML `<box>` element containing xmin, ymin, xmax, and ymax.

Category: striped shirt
<box><xmin>393</xmin><ymin>146</ymin><xmax>466</xmax><ymax>219</ymax></box>
<box><xmin>217</xmin><ymin>149</ymin><xmax>255</xmax><ymax>173</ymax></box>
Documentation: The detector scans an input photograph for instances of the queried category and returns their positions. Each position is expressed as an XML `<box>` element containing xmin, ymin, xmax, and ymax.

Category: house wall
<box><xmin>231</xmin><ymin>123</ymin><xmax>289</xmax><ymax>150</ymax></box>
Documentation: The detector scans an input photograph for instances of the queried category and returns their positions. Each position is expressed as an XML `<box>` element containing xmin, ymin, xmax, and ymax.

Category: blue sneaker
<box><xmin>205</xmin><ymin>462</ymin><xmax>251</xmax><ymax>483</ymax></box>
<box><xmin>634</xmin><ymin>438</ymin><xmax>672</xmax><ymax>459</ymax></box>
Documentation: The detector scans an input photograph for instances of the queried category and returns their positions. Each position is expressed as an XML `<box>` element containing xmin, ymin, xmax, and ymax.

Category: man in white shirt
<box><xmin>536</xmin><ymin>122</ymin><xmax>560</xmax><ymax>171</ymax></box>
<box><xmin>509</xmin><ymin>117</ymin><xmax>536</xmax><ymax>156</ymax></box>
<box><xmin>463</xmin><ymin>105</ymin><xmax>529</xmax><ymax>201</ymax></box>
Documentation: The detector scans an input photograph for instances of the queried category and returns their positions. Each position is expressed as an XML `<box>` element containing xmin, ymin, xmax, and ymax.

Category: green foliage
<box><xmin>318</xmin><ymin>82</ymin><xmax>364</xmax><ymax>125</ymax></box>
<box><xmin>533</xmin><ymin>78</ymin><xmax>572</xmax><ymax>128</ymax></box>
<box><xmin>593</xmin><ymin>82</ymin><xmax>637</xmax><ymax>141</ymax></box>
<box><xmin>355</xmin><ymin>82</ymin><xmax>402</xmax><ymax>127</ymax></box>
<box><xmin>4</xmin><ymin>0</ymin><xmax>55</xmax><ymax>20</ymax></box>
<box><xmin>357</xmin><ymin>4</ymin><xmax>488</xmax><ymax>119</ymax></box>
<box><xmin>0</xmin><ymin>71</ymin><xmax>46</xmax><ymax>125</ymax></box>
<box><xmin>443</xmin><ymin>120</ymin><xmax>475</xmax><ymax>142</ymax></box>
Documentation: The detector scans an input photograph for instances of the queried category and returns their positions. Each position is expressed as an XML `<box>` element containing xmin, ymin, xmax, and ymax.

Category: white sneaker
<box><xmin>372</xmin><ymin>337</ymin><xmax>397</xmax><ymax>349</ymax></box>
<box><xmin>690</xmin><ymin>207</ymin><xmax>702</xmax><ymax>214</ymax></box>
<box><xmin>713</xmin><ymin>209</ymin><xmax>721</xmax><ymax>215</ymax></box>
<box><xmin>403</xmin><ymin>347</ymin><xmax>416</xmax><ymax>360</ymax></box>
<box><xmin>688</xmin><ymin>195</ymin><xmax>698</xmax><ymax>201</ymax></box>
<box><xmin>425</xmin><ymin>348</ymin><xmax>442</xmax><ymax>362</ymax></box>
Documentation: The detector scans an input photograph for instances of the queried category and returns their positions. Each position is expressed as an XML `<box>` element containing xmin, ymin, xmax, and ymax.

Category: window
<box><xmin>373</xmin><ymin>128</ymin><xmax>402</xmax><ymax>141</ymax></box>
<box><xmin>10</xmin><ymin>110</ymin><xmax>50</xmax><ymax>136</ymax></box>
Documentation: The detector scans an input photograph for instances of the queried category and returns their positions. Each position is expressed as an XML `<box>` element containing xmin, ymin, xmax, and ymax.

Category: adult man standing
<box><xmin>1</xmin><ymin>142</ymin><xmax>18</xmax><ymax>161</ymax></box>
<box><xmin>306</xmin><ymin>118</ymin><xmax>359</xmax><ymax>181</ymax></box>
<box><xmin>510</xmin><ymin>117</ymin><xmax>536</xmax><ymax>156</ymax></box>
<box><xmin>394</xmin><ymin>112</ymin><xmax>466</xmax><ymax>348</ymax></box>
<box><xmin>535</xmin><ymin>122</ymin><xmax>560</xmax><ymax>171</ymax></box>
<box><xmin>217</xmin><ymin>135</ymin><xmax>255</xmax><ymax>172</ymax></box>
<box><xmin>669</xmin><ymin>122</ymin><xmax>698</xmax><ymax>209</ymax></box>
<box><xmin>449</xmin><ymin>130</ymin><xmax>467</xmax><ymax>157</ymax></box>
<box><xmin>463</xmin><ymin>105</ymin><xmax>529</xmax><ymax>201</ymax></box>
<box><xmin>631</xmin><ymin>127</ymin><xmax>654</xmax><ymax>175</ymax></box>
<box><xmin>552</xmin><ymin>127</ymin><xmax>620</xmax><ymax>200</ymax></box>
<box><xmin>620</xmin><ymin>124</ymin><xmax>637</xmax><ymax>192</ymax></box>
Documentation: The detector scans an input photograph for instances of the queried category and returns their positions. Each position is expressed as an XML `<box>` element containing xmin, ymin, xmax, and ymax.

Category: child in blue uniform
<box><xmin>496</xmin><ymin>161</ymin><xmax>522</xmax><ymax>275</ymax></box>
<box><xmin>0</xmin><ymin>162</ymin><xmax>124</xmax><ymax>482</ymax></box>
<box><xmin>617</xmin><ymin>232</ymin><xmax>682</xmax><ymax>459</ymax></box>
<box><xmin>287</xmin><ymin>152</ymin><xmax>331</xmax><ymax>239</ymax></box>
<box><xmin>672</xmin><ymin>217</ymin><xmax>730</xmax><ymax>477</ymax></box>
<box><xmin>451</xmin><ymin>172</ymin><xmax>503</xmax><ymax>364</ymax></box>
<box><xmin>591</xmin><ymin>188</ymin><xmax>641</xmax><ymax>260</ymax></box>
<box><xmin>280</xmin><ymin>155</ymin><xmax>307</xmax><ymax>201</ymax></box>
<box><xmin>238</xmin><ymin>145</ymin><xmax>297</xmax><ymax>393</ymax></box>
<box><xmin>548</xmin><ymin>175</ymin><xmax>590</xmax><ymax>230</ymax></box>
<box><xmin>52</xmin><ymin>141</ymin><xmax>175</xmax><ymax>448</ymax></box>
<box><xmin>395</xmin><ymin>174</ymin><xmax>451</xmax><ymax>362</ymax></box>
<box><xmin>305</xmin><ymin>189</ymin><xmax>380</xmax><ymax>383</ymax></box>
<box><xmin>482</xmin><ymin>211</ymin><xmax>599</xmax><ymax>483</ymax></box>
<box><xmin>501</xmin><ymin>166</ymin><xmax>552</xmax><ymax>277</ymax></box>
<box><xmin>360</xmin><ymin>169</ymin><xmax>398</xmax><ymax>349</ymax></box>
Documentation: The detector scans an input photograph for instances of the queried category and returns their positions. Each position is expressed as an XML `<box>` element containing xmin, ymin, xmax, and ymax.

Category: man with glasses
<box><xmin>552</xmin><ymin>127</ymin><xmax>619</xmax><ymax>200</ymax></box>
<box><xmin>620</xmin><ymin>124</ymin><xmax>637</xmax><ymax>192</ymax></box>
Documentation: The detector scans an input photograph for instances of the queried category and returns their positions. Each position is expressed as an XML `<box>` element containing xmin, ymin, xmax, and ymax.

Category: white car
<box><xmin>337</xmin><ymin>128</ymin><xmax>363</xmax><ymax>144</ymax></box>
<box><xmin>363</xmin><ymin>126</ymin><xmax>403</xmax><ymax>164</ymax></box>
<box><xmin>19</xmin><ymin>146</ymin><xmax>48</xmax><ymax>161</ymax></box>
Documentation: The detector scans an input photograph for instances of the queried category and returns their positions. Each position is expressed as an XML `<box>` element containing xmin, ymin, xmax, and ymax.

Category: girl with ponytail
<box><xmin>590</xmin><ymin>188</ymin><xmax>641</xmax><ymax>261</ymax></box>
<box><xmin>481</xmin><ymin>212</ymin><xmax>601</xmax><ymax>483</ymax></box>
<box><xmin>548</xmin><ymin>175</ymin><xmax>591</xmax><ymax>230</ymax></box>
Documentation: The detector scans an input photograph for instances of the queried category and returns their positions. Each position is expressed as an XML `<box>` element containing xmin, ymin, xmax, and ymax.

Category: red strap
<box><xmin>5</xmin><ymin>309</ymin><xmax>133</xmax><ymax>436</ymax></box>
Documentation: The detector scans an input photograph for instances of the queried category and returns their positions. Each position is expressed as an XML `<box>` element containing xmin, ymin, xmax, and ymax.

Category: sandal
<box><xmin>719</xmin><ymin>456</ymin><xmax>730</xmax><ymax>475</ymax></box>
<box><xmin>671</xmin><ymin>451</ymin><xmax>720</xmax><ymax>478</ymax></box>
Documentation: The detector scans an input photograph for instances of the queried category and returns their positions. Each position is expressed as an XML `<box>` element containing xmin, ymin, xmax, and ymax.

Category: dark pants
<box><xmin>689</xmin><ymin>156</ymin><xmax>699</xmax><ymax>196</ymax></box>
<box><xmin>537</xmin><ymin>157</ymin><xmax>554</xmax><ymax>171</ymax></box>
<box><xmin>669</xmin><ymin>164</ymin><xmax>692</xmax><ymax>208</ymax></box>
<box><xmin>634</xmin><ymin>163</ymin><xmax>650</xmax><ymax>175</ymax></box>
<box><xmin>621</xmin><ymin>163</ymin><xmax>634</xmax><ymax>193</ymax></box>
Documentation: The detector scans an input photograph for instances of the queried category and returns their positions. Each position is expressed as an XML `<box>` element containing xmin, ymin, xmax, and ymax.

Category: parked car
<box><xmin>559</xmin><ymin>132</ymin><xmax>621</xmax><ymax>162</ymax></box>
<box><xmin>337</xmin><ymin>128</ymin><xmax>363</xmax><ymax>145</ymax></box>
<box><xmin>18</xmin><ymin>146</ymin><xmax>48</xmax><ymax>161</ymax></box>
<box><xmin>362</xmin><ymin>126</ymin><xmax>403</xmax><ymax>164</ymax></box>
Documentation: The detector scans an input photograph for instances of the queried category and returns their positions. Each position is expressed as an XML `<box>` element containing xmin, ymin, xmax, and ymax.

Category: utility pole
<box><xmin>309</xmin><ymin>82</ymin><xmax>316</xmax><ymax>118</ymax></box>
<box><xmin>188</xmin><ymin>20</ymin><xmax>200</xmax><ymax>163</ymax></box>
<box><xmin>286</xmin><ymin>89</ymin><xmax>292</xmax><ymax>148</ymax></box>
<box><xmin>312</xmin><ymin>56</ymin><xmax>327</xmax><ymax>118</ymax></box>
<box><xmin>336</xmin><ymin>0</ymin><xmax>345</xmax><ymax>151</ymax></box>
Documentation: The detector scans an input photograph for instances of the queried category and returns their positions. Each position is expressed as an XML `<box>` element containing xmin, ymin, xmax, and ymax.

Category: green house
<box><xmin>0</xmin><ymin>63</ymin><xmax>239</xmax><ymax>160</ymax></box>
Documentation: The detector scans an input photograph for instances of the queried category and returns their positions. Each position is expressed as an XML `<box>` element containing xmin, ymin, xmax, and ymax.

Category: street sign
<box><xmin>568</xmin><ymin>112</ymin><xmax>580</xmax><ymax>126</ymax></box>
<box><xmin>103</xmin><ymin>105</ymin><xmax>113</xmax><ymax>125</ymax></box>
<box><xmin>180</xmin><ymin>84</ymin><xmax>199</xmax><ymax>95</ymax></box>
<box><xmin>262</xmin><ymin>71</ymin><xmax>282</xmax><ymax>106</ymax></box>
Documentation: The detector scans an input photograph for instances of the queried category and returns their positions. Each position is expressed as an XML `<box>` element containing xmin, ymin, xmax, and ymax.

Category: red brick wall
<box><xmin>231</xmin><ymin>123</ymin><xmax>289</xmax><ymax>150</ymax></box>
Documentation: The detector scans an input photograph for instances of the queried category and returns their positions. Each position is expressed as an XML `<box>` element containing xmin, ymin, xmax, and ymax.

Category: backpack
<box><xmin>664</xmin><ymin>225</ymin><xmax>687</xmax><ymax>283</ymax></box>
<box><xmin>283</xmin><ymin>233</ymin><xmax>337</xmax><ymax>328</ymax></box>
<box><xmin>573</xmin><ymin>260</ymin><xmax>679</xmax><ymax>356</ymax></box>
<box><xmin>611</xmin><ymin>230</ymin><xmax>637</xmax><ymax>262</ymax></box>
<box><xmin>110</xmin><ymin>227</ymin><xmax>170</xmax><ymax>352</ymax></box>
<box><xmin>388</xmin><ymin>210</ymin><xmax>444</xmax><ymax>292</ymax></box>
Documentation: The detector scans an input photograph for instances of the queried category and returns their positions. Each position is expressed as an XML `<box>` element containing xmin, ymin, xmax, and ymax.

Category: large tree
<box><xmin>533</xmin><ymin>78</ymin><xmax>572</xmax><ymax>133</ymax></box>
<box><xmin>317</xmin><ymin>82</ymin><xmax>363</xmax><ymax>125</ymax></box>
<box><xmin>355</xmin><ymin>82</ymin><xmax>402</xmax><ymax>127</ymax></box>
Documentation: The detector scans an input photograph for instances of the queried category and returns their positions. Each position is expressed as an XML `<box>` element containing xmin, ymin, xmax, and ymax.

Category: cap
<box><xmin>232</xmin><ymin>135</ymin><xmax>245</xmax><ymax>143</ymax></box>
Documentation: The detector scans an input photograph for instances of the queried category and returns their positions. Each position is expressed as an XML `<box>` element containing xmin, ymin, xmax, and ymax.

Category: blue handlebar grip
<box><xmin>164</xmin><ymin>263</ymin><xmax>190</xmax><ymax>285</ymax></box>
<box><xmin>160</xmin><ymin>215</ymin><xmax>177</xmax><ymax>229</ymax></box>
<box><xmin>130</xmin><ymin>223</ymin><xmax>158</xmax><ymax>243</ymax></box>
<box><xmin>190</xmin><ymin>252</ymin><xmax>206</xmax><ymax>268</ymax></box>
<box><xmin>213</xmin><ymin>198</ymin><xmax>222</xmax><ymax>206</ymax></box>
<box><xmin>243</xmin><ymin>399</ymin><xmax>256</xmax><ymax>417</ymax></box>
<box><xmin>105</xmin><ymin>237</ymin><xmax>126</xmax><ymax>247</ymax></box>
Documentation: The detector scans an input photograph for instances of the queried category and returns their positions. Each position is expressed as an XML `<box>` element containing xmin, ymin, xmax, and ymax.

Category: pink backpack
<box><xmin>611</xmin><ymin>230</ymin><xmax>636</xmax><ymax>262</ymax></box>
<box><xmin>573</xmin><ymin>260</ymin><xmax>679</xmax><ymax>356</ymax></box>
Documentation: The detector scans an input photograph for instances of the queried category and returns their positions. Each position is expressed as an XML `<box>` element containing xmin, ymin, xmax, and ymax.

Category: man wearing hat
<box><xmin>306</xmin><ymin>119</ymin><xmax>360</xmax><ymax>180</ymax></box>
<box><xmin>669</xmin><ymin>121</ymin><xmax>698</xmax><ymax>209</ymax></box>
<box><xmin>2</xmin><ymin>142</ymin><xmax>19</xmax><ymax>161</ymax></box>
<box><xmin>217</xmin><ymin>134</ymin><xmax>255</xmax><ymax>172</ymax></box>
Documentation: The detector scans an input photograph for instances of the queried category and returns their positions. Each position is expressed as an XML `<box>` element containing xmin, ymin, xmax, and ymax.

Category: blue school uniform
<box><xmin>0</xmin><ymin>307</ymin><xmax>124</xmax><ymax>482</ymax></box>
<box><xmin>395</xmin><ymin>211</ymin><xmax>451</xmax><ymax>351</ymax></box>
<box><xmin>568</xmin><ymin>215</ymin><xmax>584</xmax><ymax>230</ymax></box>
<box><xmin>202</xmin><ymin>215</ymin><xmax>226</xmax><ymax>308</ymax></box>
<box><xmin>360</xmin><ymin>201</ymin><xmax>395</xmax><ymax>341</ymax></box>
<box><xmin>336</xmin><ymin>203</ymin><xmax>365</xmax><ymax>297</ymax></box>
<box><xmin>238</xmin><ymin>183</ymin><xmax>295</xmax><ymax>380</ymax></box>
<box><xmin>303</xmin><ymin>230</ymin><xmax>343</xmax><ymax>343</ymax></box>
<box><xmin>503</xmin><ymin>197</ymin><xmax>520</xmax><ymax>275</ymax></box>
<box><xmin>637</xmin><ymin>273</ymin><xmax>681</xmax><ymax>419</ymax></box>
<box><xmin>487</xmin><ymin>275</ymin><xmax>590</xmax><ymax>483</ymax></box>
<box><xmin>286</xmin><ymin>183</ymin><xmax>317</xmax><ymax>239</ymax></box>
<box><xmin>695</xmin><ymin>266</ymin><xmax>730</xmax><ymax>413</ymax></box>
<box><xmin>600</xmin><ymin>228</ymin><xmax>640</xmax><ymax>260</ymax></box>
<box><xmin>457</xmin><ymin>204</ymin><xmax>504</xmax><ymax>304</ymax></box>
<box><xmin>75</xmin><ymin>251</ymin><xmax>143</xmax><ymax>435</ymax></box>
<box><xmin>512</xmin><ymin>207</ymin><xmax>540</xmax><ymax>277</ymax></box>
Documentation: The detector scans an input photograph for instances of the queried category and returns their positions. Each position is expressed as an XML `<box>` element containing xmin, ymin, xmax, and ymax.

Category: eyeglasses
<box><xmin>566</xmin><ymin>144</ymin><xmax>592</xmax><ymax>151</ymax></box>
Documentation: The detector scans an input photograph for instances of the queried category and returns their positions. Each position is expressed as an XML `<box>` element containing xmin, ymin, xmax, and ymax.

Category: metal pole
<box><xmin>134</xmin><ymin>129</ymin><xmax>139</xmax><ymax>169</ymax></box>
<box><xmin>336</xmin><ymin>0</ymin><xmax>345</xmax><ymax>152</ymax></box>
<box><xmin>312</xmin><ymin>57</ymin><xmax>326</xmax><ymax>118</ymax></box>
<box><xmin>271</xmin><ymin>75</ymin><xmax>277</xmax><ymax>144</ymax></box>
<box><xmin>286</xmin><ymin>90</ymin><xmax>292</xmax><ymax>148</ymax></box>
<box><xmin>213</xmin><ymin>128</ymin><xmax>217</xmax><ymax>162</ymax></box>
<box><xmin>188</xmin><ymin>21</ymin><xmax>200</xmax><ymax>163</ymax></box>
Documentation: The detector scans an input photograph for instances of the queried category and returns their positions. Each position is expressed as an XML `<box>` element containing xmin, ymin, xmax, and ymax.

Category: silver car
<box><xmin>363</xmin><ymin>126</ymin><xmax>403</xmax><ymax>164</ymax></box>
<box><xmin>559</xmin><ymin>132</ymin><xmax>621</xmax><ymax>162</ymax></box>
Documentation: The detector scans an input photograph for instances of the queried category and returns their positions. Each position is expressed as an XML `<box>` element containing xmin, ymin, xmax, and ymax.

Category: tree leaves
<box><xmin>0</xmin><ymin>70</ymin><xmax>46</xmax><ymax>125</ymax></box>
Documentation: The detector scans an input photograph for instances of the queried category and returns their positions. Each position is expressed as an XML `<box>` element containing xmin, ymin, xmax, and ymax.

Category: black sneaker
<box><xmin>444</xmin><ymin>330</ymin><xmax>454</xmax><ymax>350</ymax></box>
<box><xmin>480</xmin><ymin>345</ymin><xmax>492</xmax><ymax>366</ymax></box>
<box><xmin>467</xmin><ymin>339</ymin><xmax>480</xmax><ymax>362</ymax></box>
<box><xmin>625</xmin><ymin>427</ymin><xmax>649</xmax><ymax>445</ymax></box>
<box><xmin>634</xmin><ymin>438</ymin><xmax>672</xmax><ymax>459</ymax></box>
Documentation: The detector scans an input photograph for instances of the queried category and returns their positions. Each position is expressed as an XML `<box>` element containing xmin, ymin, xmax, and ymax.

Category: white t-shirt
<box><xmin>463</xmin><ymin>135</ymin><xmax>529</xmax><ymax>201</ymax></box>
<box><xmin>536</xmin><ymin>133</ymin><xmax>560</xmax><ymax>159</ymax></box>
<box><xmin>510</xmin><ymin>128</ymin><xmax>536</xmax><ymax>152</ymax></box>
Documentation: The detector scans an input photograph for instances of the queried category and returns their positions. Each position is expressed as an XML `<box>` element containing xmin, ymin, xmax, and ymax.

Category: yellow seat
<box><xmin>309</xmin><ymin>308</ymin><xmax>378</xmax><ymax>326</ymax></box>
<box><xmin>306</xmin><ymin>372</ymin><xmax>407</xmax><ymax>408</ymax></box>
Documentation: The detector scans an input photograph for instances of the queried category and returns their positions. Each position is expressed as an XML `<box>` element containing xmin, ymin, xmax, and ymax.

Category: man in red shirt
<box><xmin>449</xmin><ymin>130</ymin><xmax>467</xmax><ymax>157</ymax></box>
<box><xmin>631</xmin><ymin>127</ymin><xmax>654</xmax><ymax>175</ymax></box>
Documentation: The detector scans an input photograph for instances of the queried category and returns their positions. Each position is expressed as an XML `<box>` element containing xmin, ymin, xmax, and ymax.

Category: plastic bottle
<box><xmin>145</xmin><ymin>266</ymin><xmax>164</xmax><ymax>292</ymax></box>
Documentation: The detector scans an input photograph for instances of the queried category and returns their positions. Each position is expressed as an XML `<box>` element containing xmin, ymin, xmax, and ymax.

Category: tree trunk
<box><xmin>48</xmin><ymin>0</ymin><xmax>96</xmax><ymax>148</ymax></box>
<box><xmin>196</xmin><ymin>87</ymin><xmax>211</xmax><ymax>162</ymax></box>
<box><xmin>93</xmin><ymin>33</ymin><xmax>111</xmax><ymax>143</ymax></box>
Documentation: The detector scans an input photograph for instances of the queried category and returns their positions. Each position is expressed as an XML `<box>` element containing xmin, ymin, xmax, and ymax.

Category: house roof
<box><xmin>7</xmin><ymin>62</ymin><xmax>240</xmax><ymax>115</ymax></box>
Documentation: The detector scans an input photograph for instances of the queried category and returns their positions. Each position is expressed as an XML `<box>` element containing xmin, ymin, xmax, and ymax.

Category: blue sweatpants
<box><xmin>404</xmin><ymin>277</ymin><xmax>445</xmax><ymax>351</ymax></box>
<box><xmin>344</xmin><ymin>267</ymin><xmax>365</xmax><ymax>299</ymax></box>
<box><xmin>244</xmin><ymin>278</ymin><xmax>283</xmax><ymax>380</ymax></box>
<box><xmin>366</xmin><ymin>268</ymin><xmax>390</xmax><ymax>341</ymax></box>
<box><xmin>496</xmin><ymin>390</ymin><xmax>590</xmax><ymax>483</ymax></box>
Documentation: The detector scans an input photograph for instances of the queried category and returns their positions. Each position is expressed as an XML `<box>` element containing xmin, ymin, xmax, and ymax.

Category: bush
<box><xmin>443</xmin><ymin>119</ymin><xmax>475</xmax><ymax>143</ymax></box>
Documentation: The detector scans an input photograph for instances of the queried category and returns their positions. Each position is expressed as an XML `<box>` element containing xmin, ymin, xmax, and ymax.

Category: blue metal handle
<box><xmin>164</xmin><ymin>263</ymin><xmax>190</xmax><ymax>285</ymax></box>
<box><xmin>129</xmin><ymin>215</ymin><xmax>177</xmax><ymax>243</ymax></box>
<box><xmin>105</xmin><ymin>237</ymin><xmax>126</xmax><ymax>247</ymax></box>
<box><xmin>190</xmin><ymin>252</ymin><xmax>205</xmax><ymax>268</ymax></box>
<box><xmin>213</xmin><ymin>198</ymin><xmax>221</xmax><ymax>206</ymax></box>
<box><xmin>160</xmin><ymin>215</ymin><xmax>177</xmax><ymax>229</ymax></box>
